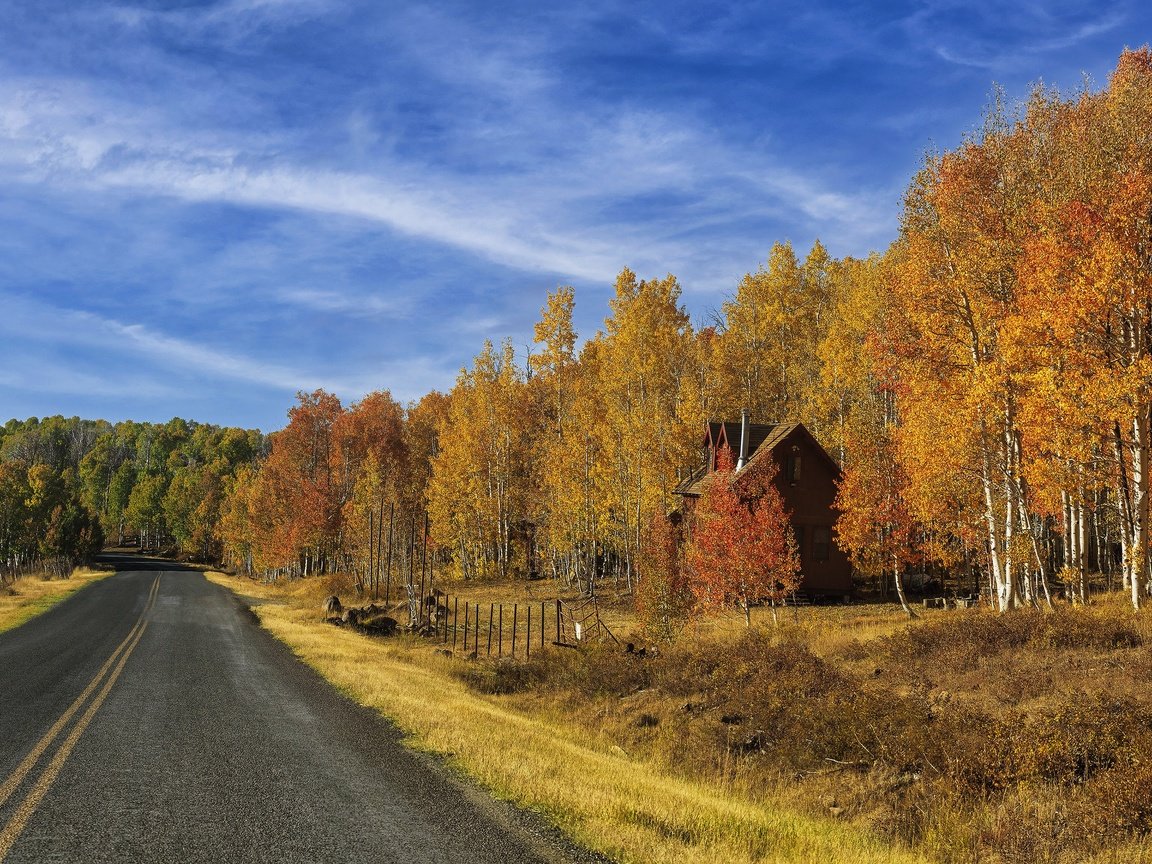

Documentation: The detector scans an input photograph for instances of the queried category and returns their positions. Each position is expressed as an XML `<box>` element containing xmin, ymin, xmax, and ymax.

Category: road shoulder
<box><xmin>0</xmin><ymin>567</ymin><xmax>114</xmax><ymax>635</ymax></box>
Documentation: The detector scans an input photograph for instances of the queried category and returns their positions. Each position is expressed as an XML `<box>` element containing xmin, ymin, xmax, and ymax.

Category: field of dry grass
<box><xmin>209</xmin><ymin>568</ymin><xmax>1152</xmax><ymax>863</ymax></box>
<box><xmin>207</xmin><ymin>570</ymin><xmax>926</xmax><ymax>864</ymax></box>
<box><xmin>354</xmin><ymin>570</ymin><xmax>921</xmax><ymax>657</ymax></box>
<box><xmin>0</xmin><ymin>567</ymin><xmax>113</xmax><ymax>634</ymax></box>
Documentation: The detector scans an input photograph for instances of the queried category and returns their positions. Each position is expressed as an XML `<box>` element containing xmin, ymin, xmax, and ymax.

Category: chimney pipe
<box><xmin>737</xmin><ymin>408</ymin><xmax>750</xmax><ymax>470</ymax></box>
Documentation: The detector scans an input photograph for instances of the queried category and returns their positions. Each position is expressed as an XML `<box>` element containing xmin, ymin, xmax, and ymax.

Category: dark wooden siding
<box><xmin>768</xmin><ymin>427</ymin><xmax>853</xmax><ymax>596</ymax></box>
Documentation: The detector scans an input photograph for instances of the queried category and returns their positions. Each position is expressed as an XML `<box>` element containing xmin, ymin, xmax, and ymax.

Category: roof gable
<box><xmin>705</xmin><ymin>421</ymin><xmax>776</xmax><ymax>455</ymax></box>
<box><xmin>676</xmin><ymin>420</ymin><xmax>840</xmax><ymax>497</ymax></box>
<box><xmin>738</xmin><ymin>423</ymin><xmax>843</xmax><ymax>481</ymax></box>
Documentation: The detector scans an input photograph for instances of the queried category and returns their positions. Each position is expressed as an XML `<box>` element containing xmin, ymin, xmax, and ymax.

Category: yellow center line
<box><xmin>0</xmin><ymin>620</ymin><xmax>151</xmax><ymax>859</ymax></box>
<box><xmin>0</xmin><ymin>574</ymin><xmax>160</xmax><ymax>861</ymax></box>
<box><xmin>0</xmin><ymin>574</ymin><xmax>159</xmax><ymax>812</ymax></box>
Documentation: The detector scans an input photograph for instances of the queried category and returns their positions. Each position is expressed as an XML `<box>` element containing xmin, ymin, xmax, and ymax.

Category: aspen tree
<box><xmin>1019</xmin><ymin>51</ymin><xmax>1152</xmax><ymax>607</ymax></box>
<box><xmin>685</xmin><ymin>448</ymin><xmax>800</xmax><ymax>625</ymax></box>
<box><xmin>712</xmin><ymin>241</ymin><xmax>834</xmax><ymax>427</ymax></box>
<box><xmin>427</xmin><ymin>340</ymin><xmax>533</xmax><ymax>579</ymax></box>
<box><xmin>531</xmin><ymin>287</ymin><xmax>596</xmax><ymax>585</ymax></box>
<box><xmin>241</xmin><ymin>390</ymin><xmax>344</xmax><ymax>574</ymax></box>
<box><xmin>595</xmin><ymin>269</ymin><xmax>699</xmax><ymax>589</ymax></box>
<box><xmin>890</xmin><ymin>98</ymin><xmax>1037</xmax><ymax>610</ymax></box>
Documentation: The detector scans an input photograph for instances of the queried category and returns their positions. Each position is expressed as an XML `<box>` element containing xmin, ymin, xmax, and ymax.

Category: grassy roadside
<box><xmin>0</xmin><ymin>567</ymin><xmax>114</xmax><ymax>634</ymax></box>
<box><xmin>206</xmin><ymin>570</ymin><xmax>923</xmax><ymax>864</ymax></box>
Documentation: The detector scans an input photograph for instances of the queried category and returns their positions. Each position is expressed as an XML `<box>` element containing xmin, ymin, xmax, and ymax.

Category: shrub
<box><xmin>879</xmin><ymin>607</ymin><xmax>1143</xmax><ymax>676</ymax></box>
<box><xmin>455</xmin><ymin>642</ymin><xmax>651</xmax><ymax>698</ymax></box>
<box><xmin>446</xmin><ymin>598</ymin><xmax>1152</xmax><ymax>863</ymax></box>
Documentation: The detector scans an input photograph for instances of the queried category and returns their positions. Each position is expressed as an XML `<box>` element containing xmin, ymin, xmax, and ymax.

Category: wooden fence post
<box><xmin>512</xmin><ymin>604</ymin><xmax>518</xmax><ymax>658</ymax></box>
<box><xmin>526</xmin><ymin>605</ymin><xmax>531</xmax><ymax>660</ymax></box>
<box><xmin>452</xmin><ymin>596</ymin><xmax>459</xmax><ymax>647</ymax></box>
<box><xmin>487</xmin><ymin>604</ymin><xmax>495</xmax><ymax>657</ymax></box>
<box><xmin>498</xmin><ymin>604</ymin><xmax>504</xmax><ymax>657</ymax></box>
<box><xmin>462</xmin><ymin>601</ymin><xmax>469</xmax><ymax>654</ymax></box>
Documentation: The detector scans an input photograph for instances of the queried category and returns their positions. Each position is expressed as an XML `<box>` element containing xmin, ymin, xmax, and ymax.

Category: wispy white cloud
<box><xmin>106</xmin><ymin>0</ymin><xmax>339</xmax><ymax>43</ymax></box>
<box><xmin>99</xmin><ymin>159</ymin><xmax>627</xmax><ymax>282</ymax></box>
<box><xmin>0</xmin><ymin>361</ymin><xmax>173</xmax><ymax>400</ymax></box>
<box><xmin>0</xmin><ymin>289</ymin><xmax>458</xmax><ymax>409</ymax></box>
<box><xmin>0</xmin><ymin>23</ymin><xmax>892</xmax><ymax>296</ymax></box>
<box><xmin>106</xmin><ymin>319</ymin><xmax>333</xmax><ymax>392</ymax></box>
<box><xmin>279</xmin><ymin>289</ymin><xmax>413</xmax><ymax>318</ymax></box>
<box><xmin>0</xmin><ymin>292</ymin><xmax>327</xmax><ymax>392</ymax></box>
<box><xmin>905</xmin><ymin>2</ymin><xmax>1126</xmax><ymax>71</ymax></box>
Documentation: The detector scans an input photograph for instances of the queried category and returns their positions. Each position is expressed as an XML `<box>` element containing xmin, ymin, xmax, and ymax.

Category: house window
<box><xmin>785</xmin><ymin>447</ymin><xmax>801</xmax><ymax>484</ymax></box>
<box><xmin>793</xmin><ymin>525</ymin><xmax>805</xmax><ymax>560</ymax></box>
<box><xmin>812</xmin><ymin>525</ymin><xmax>831</xmax><ymax>562</ymax></box>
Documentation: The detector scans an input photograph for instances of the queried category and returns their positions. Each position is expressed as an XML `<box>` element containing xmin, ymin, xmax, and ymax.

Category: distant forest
<box><xmin>4</xmin><ymin>50</ymin><xmax>1152</xmax><ymax>616</ymax></box>
<box><xmin>0</xmin><ymin>416</ymin><xmax>265</xmax><ymax>579</ymax></box>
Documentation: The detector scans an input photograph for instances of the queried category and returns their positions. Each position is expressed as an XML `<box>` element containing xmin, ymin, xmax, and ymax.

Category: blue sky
<box><xmin>0</xmin><ymin>0</ymin><xmax>1146</xmax><ymax>431</ymax></box>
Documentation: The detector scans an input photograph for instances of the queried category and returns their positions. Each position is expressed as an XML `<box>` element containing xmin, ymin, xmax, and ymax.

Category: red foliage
<box><xmin>686</xmin><ymin>448</ymin><xmax>800</xmax><ymax>623</ymax></box>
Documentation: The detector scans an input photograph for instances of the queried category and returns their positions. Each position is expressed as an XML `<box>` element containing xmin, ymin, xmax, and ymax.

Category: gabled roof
<box><xmin>705</xmin><ymin>420</ymin><xmax>777</xmax><ymax>456</ymax></box>
<box><xmin>675</xmin><ymin>421</ymin><xmax>839</xmax><ymax>497</ymax></box>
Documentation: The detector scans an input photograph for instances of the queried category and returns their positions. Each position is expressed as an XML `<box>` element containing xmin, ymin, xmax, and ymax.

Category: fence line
<box><xmin>405</xmin><ymin>592</ymin><xmax>610</xmax><ymax>659</ymax></box>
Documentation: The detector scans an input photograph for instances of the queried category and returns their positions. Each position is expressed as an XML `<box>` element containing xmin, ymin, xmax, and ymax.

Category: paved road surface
<box><xmin>0</xmin><ymin>556</ymin><xmax>594</xmax><ymax>863</ymax></box>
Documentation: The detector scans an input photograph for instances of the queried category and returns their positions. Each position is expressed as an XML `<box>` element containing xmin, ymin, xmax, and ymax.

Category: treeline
<box><xmin>215</xmin><ymin>250</ymin><xmax>848</xmax><ymax>596</ymax></box>
<box><xmin>216</xmin><ymin>390</ymin><xmax>445</xmax><ymax>582</ymax></box>
<box><xmin>9</xmin><ymin>50</ymin><xmax>1152</xmax><ymax>614</ymax></box>
<box><xmin>841</xmin><ymin>48</ymin><xmax>1152</xmax><ymax>611</ymax></box>
<box><xmin>0</xmin><ymin>415</ymin><xmax>264</xmax><ymax>580</ymax></box>
<box><xmin>223</xmin><ymin>50</ymin><xmax>1152</xmax><ymax>613</ymax></box>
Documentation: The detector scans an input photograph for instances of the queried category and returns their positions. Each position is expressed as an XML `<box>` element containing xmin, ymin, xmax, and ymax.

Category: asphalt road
<box><xmin>0</xmin><ymin>556</ymin><xmax>596</xmax><ymax>863</ymax></box>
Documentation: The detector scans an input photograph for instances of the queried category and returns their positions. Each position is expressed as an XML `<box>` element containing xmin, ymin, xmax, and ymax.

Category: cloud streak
<box><xmin>904</xmin><ymin>2</ymin><xmax>1127</xmax><ymax>71</ymax></box>
<box><xmin>0</xmin><ymin>287</ymin><xmax>465</xmax><ymax>413</ymax></box>
<box><xmin>0</xmin><ymin>24</ymin><xmax>893</xmax><ymax>295</ymax></box>
<box><xmin>0</xmin><ymin>292</ymin><xmax>335</xmax><ymax>393</ymax></box>
<box><xmin>0</xmin><ymin>0</ymin><xmax>1145</xmax><ymax>429</ymax></box>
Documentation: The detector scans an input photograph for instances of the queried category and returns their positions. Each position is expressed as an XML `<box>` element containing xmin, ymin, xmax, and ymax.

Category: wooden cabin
<box><xmin>675</xmin><ymin>413</ymin><xmax>853</xmax><ymax>598</ymax></box>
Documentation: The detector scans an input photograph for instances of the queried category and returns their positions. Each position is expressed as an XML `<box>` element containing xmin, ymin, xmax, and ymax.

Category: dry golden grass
<box><xmin>208</xmin><ymin>570</ymin><xmax>1152</xmax><ymax>863</ymax></box>
<box><xmin>206</xmin><ymin>570</ymin><xmax>925</xmax><ymax>864</ymax></box>
<box><xmin>416</xmin><ymin>576</ymin><xmax>924</xmax><ymax>655</ymax></box>
<box><xmin>0</xmin><ymin>567</ymin><xmax>113</xmax><ymax>634</ymax></box>
<box><xmin>688</xmin><ymin>601</ymin><xmax>921</xmax><ymax>653</ymax></box>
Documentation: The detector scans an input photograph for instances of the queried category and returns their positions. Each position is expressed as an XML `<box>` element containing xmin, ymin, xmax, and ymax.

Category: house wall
<box><xmin>679</xmin><ymin>423</ymin><xmax>855</xmax><ymax>598</ymax></box>
<box><xmin>767</xmin><ymin>428</ymin><xmax>853</xmax><ymax>596</ymax></box>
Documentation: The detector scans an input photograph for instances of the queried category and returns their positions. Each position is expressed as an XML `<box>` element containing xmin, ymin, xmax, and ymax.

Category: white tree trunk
<box><xmin>1129</xmin><ymin>410</ymin><xmax>1149</xmax><ymax>610</ymax></box>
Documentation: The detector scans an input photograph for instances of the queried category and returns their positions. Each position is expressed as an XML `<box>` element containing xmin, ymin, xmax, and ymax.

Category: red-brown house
<box><xmin>675</xmin><ymin>413</ymin><xmax>853</xmax><ymax>597</ymax></box>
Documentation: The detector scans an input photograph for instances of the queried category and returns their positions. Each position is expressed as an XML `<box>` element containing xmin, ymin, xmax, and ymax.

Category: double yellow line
<box><xmin>0</xmin><ymin>574</ymin><xmax>160</xmax><ymax>861</ymax></box>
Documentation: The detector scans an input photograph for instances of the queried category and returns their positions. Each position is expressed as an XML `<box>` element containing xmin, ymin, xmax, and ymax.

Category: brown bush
<box><xmin>1030</xmin><ymin>608</ymin><xmax>1143</xmax><ymax>651</ymax></box>
<box><xmin>1081</xmin><ymin>761</ymin><xmax>1152</xmax><ymax>839</ymax></box>
<box><xmin>881</xmin><ymin>607</ymin><xmax>1143</xmax><ymax>672</ymax></box>
<box><xmin>449</xmin><ymin>603</ymin><xmax>1152</xmax><ymax>862</ymax></box>
<box><xmin>455</xmin><ymin>642</ymin><xmax>651</xmax><ymax>697</ymax></box>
